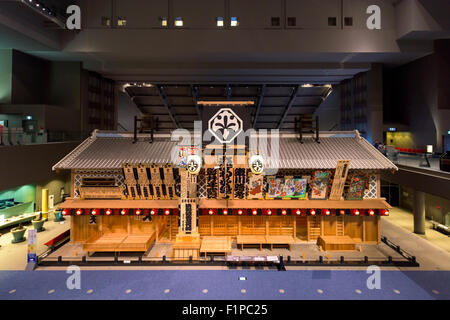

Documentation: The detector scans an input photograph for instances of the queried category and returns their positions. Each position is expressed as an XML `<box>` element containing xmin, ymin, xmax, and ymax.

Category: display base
<box><xmin>11</xmin><ymin>237</ymin><xmax>26</xmax><ymax>244</ymax></box>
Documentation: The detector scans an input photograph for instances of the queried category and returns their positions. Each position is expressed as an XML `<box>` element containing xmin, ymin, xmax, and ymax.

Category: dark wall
<box><xmin>0</xmin><ymin>142</ymin><xmax>78</xmax><ymax>191</ymax></box>
<box><xmin>435</xmin><ymin>40</ymin><xmax>450</xmax><ymax>111</ymax></box>
<box><xmin>383</xmin><ymin>53</ymin><xmax>438</xmax><ymax>149</ymax></box>
<box><xmin>11</xmin><ymin>50</ymin><xmax>49</xmax><ymax>104</ymax></box>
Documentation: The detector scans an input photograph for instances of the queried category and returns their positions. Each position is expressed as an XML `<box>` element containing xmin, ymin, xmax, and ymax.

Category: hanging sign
<box><xmin>27</xmin><ymin>229</ymin><xmax>37</xmax><ymax>263</ymax></box>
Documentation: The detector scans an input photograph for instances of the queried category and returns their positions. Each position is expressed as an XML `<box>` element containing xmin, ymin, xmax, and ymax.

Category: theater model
<box><xmin>54</xmin><ymin>121</ymin><xmax>397</xmax><ymax>260</ymax></box>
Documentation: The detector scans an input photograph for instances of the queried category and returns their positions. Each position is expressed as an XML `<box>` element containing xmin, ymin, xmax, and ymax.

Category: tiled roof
<box><xmin>53</xmin><ymin>131</ymin><xmax>179</xmax><ymax>170</ymax></box>
<box><xmin>53</xmin><ymin>130</ymin><xmax>397</xmax><ymax>171</ymax></box>
<box><xmin>260</xmin><ymin>134</ymin><xmax>397</xmax><ymax>170</ymax></box>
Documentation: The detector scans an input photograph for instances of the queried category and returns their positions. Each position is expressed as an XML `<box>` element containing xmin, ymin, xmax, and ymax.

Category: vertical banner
<box><xmin>329</xmin><ymin>160</ymin><xmax>351</xmax><ymax>200</ymax></box>
<box><xmin>27</xmin><ymin>229</ymin><xmax>37</xmax><ymax>263</ymax></box>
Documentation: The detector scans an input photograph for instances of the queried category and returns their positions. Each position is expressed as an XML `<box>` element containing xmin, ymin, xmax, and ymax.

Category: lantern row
<box><xmin>202</xmin><ymin>209</ymin><xmax>388</xmax><ymax>216</ymax></box>
<box><xmin>61</xmin><ymin>208</ymin><xmax>178</xmax><ymax>216</ymax></box>
<box><xmin>62</xmin><ymin>208</ymin><xmax>389</xmax><ymax>216</ymax></box>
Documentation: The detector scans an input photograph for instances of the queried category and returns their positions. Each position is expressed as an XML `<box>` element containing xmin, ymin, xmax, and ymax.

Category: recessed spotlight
<box><xmin>175</xmin><ymin>17</ymin><xmax>183</xmax><ymax>27</ymax></box>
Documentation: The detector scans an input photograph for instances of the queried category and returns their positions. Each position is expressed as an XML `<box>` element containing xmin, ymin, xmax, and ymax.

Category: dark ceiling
<box><xmin>124</xmin><ymin>83</ymin><xmax>332</xmax><ymax>131</ymax></box>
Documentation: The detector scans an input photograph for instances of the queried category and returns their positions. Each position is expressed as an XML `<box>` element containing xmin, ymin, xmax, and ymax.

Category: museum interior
<box><xmin>0</xmin><ymin>0</ymin><xmax>449</xmax><ymax>301</ymax></box>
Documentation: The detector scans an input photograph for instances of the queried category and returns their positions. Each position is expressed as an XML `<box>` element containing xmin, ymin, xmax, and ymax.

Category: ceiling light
<box><xmin>231</xmin><ymin>17</ymin><xmax>239</xmax><ymax>27</ymax></box>
<box><xmin>302</xmin><ymin>84</ymin><xmax>313</xmax><ymax>88</ymax></box>
<box><xmin>197</xmin><ymin>100</ymin><xmax>254</xmax><ymax>106</ymax></box>
<box><xmin>161</xmin><ymin>17</ymin><xmax>168</xmax><ymax>27</ymax></box>
<box><xmin>175</xmin><ymin>17</ymin><xmax>183</xmax><ymax>27</ymax></box>
<box><xmin>217</xmin><ymin>17</ymin><xmax>224</xmax><ymax>27</ymax></box>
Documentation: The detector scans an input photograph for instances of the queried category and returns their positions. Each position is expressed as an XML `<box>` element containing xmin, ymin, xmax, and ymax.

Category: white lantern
<box><xmin>249</xmin><ymin>155</ymin><xmax>264</xmax><ymax>175</ymax></box>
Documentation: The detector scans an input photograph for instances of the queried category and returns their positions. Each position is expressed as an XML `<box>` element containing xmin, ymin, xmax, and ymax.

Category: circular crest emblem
<box><xmin>249</xmin><ymin>155</ymin><xmax>264</xmax><ymax>175</ymax></box>
<box><xmin>208</xmin><ymin>108</ymin><xmax>243</xmax><ymax>144</ymax></box>
<box><xmin>186</xmin><ymin>155</ymin><xmax>202</xmax><ymax>175</ymax></box>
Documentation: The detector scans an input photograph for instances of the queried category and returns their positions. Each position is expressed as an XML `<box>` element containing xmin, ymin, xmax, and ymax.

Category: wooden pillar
<box><xmin>70</xmin><ymin>171</ymin><xmax>75</xmax><ymax>198</ymax></box>
<box><xmin>376</xmin><ymin>174</ymin><xmax>381</xmax><ymax>198</ymax></box>
<box><xmin>306</xmin><ymin>217</ymin><xmax>310</xmax><ymax>241</ymax></box>
<box><xmin>293</xmin><ymin>216</ymin><xmax>296</xmax><ymax>238</ymax></box>
<box><xmin>210</xmin><ymin>216</ymin><xmax>213</xmax><ymax>236</ymax></box>
<box><xmin>320</xmin><ymin>216</ymin><xmax>324</xmax><ymax>236</ymax></box>
<box><xmin>99</xmin><ymin>216</ymin><xmax>103</xmax><ymax>235</ymax></box>
<box><xmin>377</xmin><ymin>216</ymin><xmax>381</xmax><ymax>243</ymax></box>
<box><xmin>169</xmin><ymin>216</ymin><xmax>172</xmax><ymax>240</ymax></box>
<box><xmin>362</xmin><ymin>217</ymin><xmax>366</xmax><ymax>242</ymax></box>
<box><xmin>127</xmin><ymin>216</ymin><xmax>131</xmax><ymax>234</ymax></box>
<box><xmin>156</xmin><ymin>216</ymin><xmax>159</xmax><ymax>242</ymax></box>
<box><xmin>265</xmin><ymin>216</ymin><xmax>269</xmax><ymax>236</ymax></box>
<box><xmin>238</xmin><ymin>216</ymin><xmax>241</xmax><ymax>235</ymax></box>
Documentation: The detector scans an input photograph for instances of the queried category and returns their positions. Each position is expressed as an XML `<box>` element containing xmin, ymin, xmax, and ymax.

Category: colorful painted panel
<box><xmin>347</xmin><ymin>175</ymin><xmax>368</xmax><ymax>200</ymax></box>
<box><xmin>281</xmin><ymin>176</ymin><xmax>295</xmax><ymax>198</ymax></box>
<box><xmin>247</xmin><ymin>174</ymin><xmax>264</xmax><ymax>199</ymax></box>
<box><xmin>266</xmin><ymin>176</ymin><xmax>284</xmax><ymax>199</ymax></box>
<box><xmin>292</xmin><ymin>178</ymin><xmax>307</xmax><ymax>199</ymax></box>
<box><xmin>310</xmin><ymin>171</ymin><xmax>331</xmax><ymax>200</ymax></box>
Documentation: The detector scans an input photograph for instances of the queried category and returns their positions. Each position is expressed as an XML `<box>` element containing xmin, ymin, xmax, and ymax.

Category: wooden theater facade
<box><xmin>54</xmin><ymin>129</ymin><xmax>397</xmax><ymax>259</ymax></box>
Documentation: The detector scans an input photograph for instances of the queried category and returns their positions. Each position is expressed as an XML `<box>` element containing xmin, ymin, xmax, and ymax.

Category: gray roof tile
<box><xmin>53</xmin><ymin>131</ymin><xmax>397</xmax><ymax>171</ymax></box>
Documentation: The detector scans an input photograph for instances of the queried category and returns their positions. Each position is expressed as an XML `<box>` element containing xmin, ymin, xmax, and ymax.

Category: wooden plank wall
<box><xmin>71</xmin><ymin>215</ymin><xmax>380</xmax><ymax>243</ymax></box>
<box><xmin>71</xmin><ymin>216</ymin><xmax>158</xmax><ymax>243</ymax></box>
<box><xmin>71</xmin><ymin>216</ymin><xmax>101</xmax><ymax>243</ymax></box>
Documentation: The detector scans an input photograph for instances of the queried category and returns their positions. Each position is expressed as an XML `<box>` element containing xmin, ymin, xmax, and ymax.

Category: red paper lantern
<box><xmin>105</xmin><ymin>209</ymin><xmax>112</xmax><ymax>216</ymax></box>
<box><xmin>281</xmin><ymin>210</ymin><xmax>287</xmax><ymax>216</ymax></box>
<box><xmin>76</xmin><ymin>209</ymin><xmax>83</xmax><ymax>216</ymax></box>
<box><xmin>238</xmin><ymin>209</ymin><xmax>243</xmax><ymax>215</ymax></box>
<box><xmin>354</xmin><ymin>209</ymin><xmax>360</xmax><ymax>216</ymax></box>
<box><xmin>310</xmin><ymin>209</ymin><xmax>316</xmax><ymax>216</ymax></box>
<box><xmin>208</xmin><ymin>209</ymin><xmax>214</xmax><ymax>215</ymax></box>
<box><xmin>91</xmin><ymin>209</ymin><xmax>97</xmax><ymax>216</ymax></box>
<box><xmin>325</xmin><ymin>209</ymin><xmax>331</xmax><ymax>216</ymax></box>
<box><xmin>369</xmin><ymin>209</ymin><xmax>375</xmax><ymax>216</ymax></box>
<box><xmin>252</xmin><ymin>209</ymin><xmax>258</xmax><ymax>216</ymax></box>
<box><xmin>120</xmin><ymin>209</ymin><xmax>127</xmax><ymax>215</ymax></box>
<box><xmin>296</xmin><ymin>210</ymin><xmax>301</xmax><ymax>215</ymax></box>
<box><xmin>340</xmin><ymin>210</ymin><xmax>345</xmax><ymax>215</ymax></box>
<box><xmin>164</xmin><ymin>209</ymin><xmax>170</xmax><ymax>216</ymax></box>
<box><xmin>267</xmin><ymin>209</ymin><xmax>272</xmax><ymax>216</ymax></box>
<box><xmin>383</xmin><ymin>209</ymin><xmax>389</xmax><ymax>216</ymax></box>
<box><xmin>223</xmin><ymin>209</ymin><xmax>228</xmax><ymax>215</ymax></box>
<box><xmin>135</xmin><ymin>209</ymin><xmax>141</xmax><ymax>215</ymax></box>
<box><xmin>150</xmin><ymin>209</ymin><xmax>156</xmax><ymax>215</ymax></box>
<box><xmin>62</xmin><ymin>209</ymin><xmax>68</xmax><ymax>216</ymax></box>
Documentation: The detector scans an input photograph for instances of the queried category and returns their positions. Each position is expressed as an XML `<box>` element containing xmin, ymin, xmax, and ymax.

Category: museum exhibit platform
<box><xmin>52</xmin><ymin>130</ymin><xmax>397</xmax><ymax>261</ymax></box>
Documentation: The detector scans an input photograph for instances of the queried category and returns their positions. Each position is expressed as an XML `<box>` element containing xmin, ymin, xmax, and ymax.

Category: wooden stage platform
<box><xmin>236</xmin><ymin>235</ymin><xmax>295</xmax><ymax>251</ymax></box>
<box><xmin>83</xmin><ymin>232</ymin><xmax>156</xmax><ymax>255</ymax></box>
<box><xmin>317</xmin><ymin>235</ymin><xmax>357</xmax><ymax>251</ymax></box>
<box><xmin>200</xmin><ymin>236</ymin><xmax>232</xmax><ymax>258</ymax></box>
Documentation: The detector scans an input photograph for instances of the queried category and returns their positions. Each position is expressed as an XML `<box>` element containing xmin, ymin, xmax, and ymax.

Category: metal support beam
<box><xmin>190</xmin><ymin>85</ymin><xmax>202</xmax><ymax>119</ymax></box>
<box><xmin>276</xmin><ymin>85</ymin><xmax>301</xmax><ymax>129</ymax></box>
<box><xmin>157</xmin><ymin>85</ymin><xmax>181</xmax><ymax>128</ymax></box>
<box><xmin>253</xmin><ymin>84</ymin><xmax>266</xmax><ymax>128</ymax></box>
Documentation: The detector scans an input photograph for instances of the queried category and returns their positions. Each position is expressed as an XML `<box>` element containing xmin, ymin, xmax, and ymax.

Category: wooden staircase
<box><xmin>308</xmin><ymin>216</ymin><xmax>321</xmax><ymax>241</ymax></box>
<box><xmin>336</xmin><ymin>216</ymin><xmax>344</xmax><ymax>236</ymax></box>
